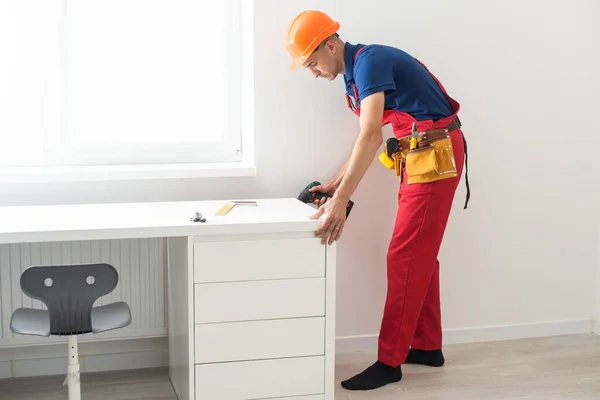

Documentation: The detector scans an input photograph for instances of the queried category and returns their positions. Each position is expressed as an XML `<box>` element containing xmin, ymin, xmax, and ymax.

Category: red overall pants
<box><xmin>346</xmin><ymin>50</ymin><xmax>469</xmax><ymax>367</ymax></box>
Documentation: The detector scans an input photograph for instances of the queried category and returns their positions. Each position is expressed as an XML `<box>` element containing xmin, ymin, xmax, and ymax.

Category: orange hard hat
<box><xmin>286</xmin><ymin>10</ymin><xmax>340</xmax><ymax>70</ymax></box>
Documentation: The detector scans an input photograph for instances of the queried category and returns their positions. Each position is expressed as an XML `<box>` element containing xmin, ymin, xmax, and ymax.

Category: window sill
<box><xmin>0</xmin><ymin>162</ymin><xmax>257</xmax><ymax>184</ymax></box>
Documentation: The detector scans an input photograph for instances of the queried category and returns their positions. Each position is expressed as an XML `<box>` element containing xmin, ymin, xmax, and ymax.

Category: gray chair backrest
<box><xmin>20</xmin><ymin>263</ymin><xmax>118</xmax><ymax>335</ymax></box>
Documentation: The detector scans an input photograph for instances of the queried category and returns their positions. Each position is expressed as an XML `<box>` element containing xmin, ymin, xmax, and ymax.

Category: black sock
<box><xmin>404</xmin><ymin>348</ymin><xmax>445</xmax><ymax>367</ymax></box>
<box><xmin>340</xmin><ymin>361</ymin><xmax>402</xmax><ymax>391</ymax></box>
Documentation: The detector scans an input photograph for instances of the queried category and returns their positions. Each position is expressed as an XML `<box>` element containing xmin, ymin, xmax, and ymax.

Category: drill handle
<box><xmin>311</xmin><ymin>191</ymin><xmax>331</xmax><ymax>201</ymax></box>
<box><xmin>312</xmin><ymin>192</ymin><xmax>354</xmax><ymax>218</ymax></box>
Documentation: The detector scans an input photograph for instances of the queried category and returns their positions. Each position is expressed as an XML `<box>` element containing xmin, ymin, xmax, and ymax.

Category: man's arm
<box><xmin>330</xmin><ymin>155</ymin><xmax>350</xmax><ymax>188</ymax></box>
<box><xmin>334</xmin><ymin>91</ymin><xmax>385</xmax><ymax>202</ymax></box>
<box><xmin>311</xmin><ymin>91</ymin><xmax>385</xmax><ymax>244</ymax></box>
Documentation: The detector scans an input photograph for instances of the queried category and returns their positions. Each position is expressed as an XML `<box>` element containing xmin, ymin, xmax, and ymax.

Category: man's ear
<box><xmin>324</xmin><ymin>39</ymin><xmax>336</xmax><ymax>53</ymax></box>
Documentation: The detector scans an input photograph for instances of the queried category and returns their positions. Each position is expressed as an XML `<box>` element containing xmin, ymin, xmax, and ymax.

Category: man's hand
<box><xmin>310</xmin><ymin>154</ymin><xmax>352</xmax><ymax>207</ymax></box>
<box><xmin>310</xmin><ymin>194</ymin><xmax>348</xmax><ymax>245</ymax></box>
<box><xmin>309</xmin><ymin>181</ymin><xmax>337</xmax><ymax>206</ymax></box>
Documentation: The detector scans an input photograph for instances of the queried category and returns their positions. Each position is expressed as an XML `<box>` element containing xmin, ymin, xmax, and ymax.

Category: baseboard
<box><xmin>335</xmin><ymin>318</ymin><xmax>595</xmax><ymax>354</ymax></box>
<box><xmin>0</xmin><ymin>336</ymin><xmax>168</xmax><ymax>379</ymax></box>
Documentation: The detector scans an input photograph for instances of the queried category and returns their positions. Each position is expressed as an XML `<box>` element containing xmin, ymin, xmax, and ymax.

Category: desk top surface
<box><xmin>0</xmin><ymin>198</ymin><xmax>324</xmax><ymax>244</ymax></box>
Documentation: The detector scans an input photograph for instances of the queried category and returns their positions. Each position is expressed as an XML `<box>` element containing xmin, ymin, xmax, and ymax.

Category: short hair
<box><xmin>315</xmin><ymin>33</ymin><xmax>341</xmax><ymax>52</ymax></box>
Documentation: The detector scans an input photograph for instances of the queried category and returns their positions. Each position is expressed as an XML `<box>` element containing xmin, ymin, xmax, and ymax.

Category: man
<box><xmin>285</xmin><ymin>10</ymin><xmax>470</xmax><ymax>391</ymax></box>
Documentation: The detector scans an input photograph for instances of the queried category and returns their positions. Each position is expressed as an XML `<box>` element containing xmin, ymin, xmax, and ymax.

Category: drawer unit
<box><xmin>194</xmin><ymin>277</ymin><xmax>325</xmax><ymax>323</ymax></box>
<box><xmin>193</xmin><ymin>236</ymin><xmax>325</xmax><ymax>283</ymax></box>
<box><xmin>195</xmin><ymin>356</ymin><xmax>325</xmax><ymax>400</ymax></box>
<box><xmin>194</xmin><ymin>317</ymin><xmax>325</xmax><ymax>363</ymax></box>
<box><xmin>167</xmin><ymin>208</ymin><xmax>336</xmax><ymax>400</ymax></box>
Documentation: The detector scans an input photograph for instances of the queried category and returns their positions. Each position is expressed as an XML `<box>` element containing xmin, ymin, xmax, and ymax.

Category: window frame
<box><xmin>0</xmin><ymin>0</ymin><xmax>255</xmax><ymax>182</ymax></box>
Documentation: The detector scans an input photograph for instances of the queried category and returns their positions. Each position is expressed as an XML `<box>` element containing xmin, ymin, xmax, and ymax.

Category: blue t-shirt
<box><xmin>343</xmin><ymin>42</ymin><xmax>454</xmax><ymax>121</ymax></box>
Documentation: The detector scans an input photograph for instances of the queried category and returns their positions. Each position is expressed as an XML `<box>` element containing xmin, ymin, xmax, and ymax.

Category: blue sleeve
<box><xmin>354</xmin><ymin>47</ymin><xmax>396</xmax><ymax>101</ymax></box>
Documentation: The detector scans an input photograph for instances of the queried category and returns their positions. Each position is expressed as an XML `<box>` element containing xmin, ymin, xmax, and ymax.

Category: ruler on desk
<box><xmin>215</xmin><ymin>200</ymin><xmax>257</xmax><ymax>216</ymax></box>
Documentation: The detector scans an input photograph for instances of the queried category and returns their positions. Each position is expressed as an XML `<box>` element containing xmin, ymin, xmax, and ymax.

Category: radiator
<box><xmin>0</xmin><ymin>239</ymin><xmax>167</xmax><ymax>347</ymax></box>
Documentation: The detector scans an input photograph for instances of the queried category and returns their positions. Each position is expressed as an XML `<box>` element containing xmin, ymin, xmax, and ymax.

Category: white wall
<box><xmin>597</xmin><ymin>223</ymin><xmax>600</xmax><ymax>333</ymax></box>
<box><xmin>0</xmin><ymin>0</ymin><xmax>599</xmax><ymax>343</ymax></box>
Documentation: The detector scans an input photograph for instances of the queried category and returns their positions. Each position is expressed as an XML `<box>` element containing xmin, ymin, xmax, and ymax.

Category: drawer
<box><xmin>194</xmin><ymin>317</ymin><xmax>324</xmax><ymax>363</ymax></box>
<box><xmin>195</xmin><ymin>356</ymin><xmax>324</xmax><ymax>399</ymax></box>
<box><xmin>194</xmin><ymin>278</ymin><xmax>325</xmax><ymax>324</ymax></box>
<box><xmin>193</xmin><ymin>237</ymin><xmax>325</xmax><ymax>283</ymax></box>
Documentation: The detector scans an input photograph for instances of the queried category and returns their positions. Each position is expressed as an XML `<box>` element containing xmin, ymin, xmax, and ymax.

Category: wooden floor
<box><xmin>2</xmin><ymin>334</ymin><xmax>599</xmax><ymax>399</ymax></box>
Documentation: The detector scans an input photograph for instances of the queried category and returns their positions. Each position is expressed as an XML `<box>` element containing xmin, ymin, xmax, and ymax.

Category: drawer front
<box><xmin>194</xmin><ymin>317</ymin><xmax>324</xmax><ymax>363</ymax></box>
<box><xmin>194</xmin><ymin>278</ymin><xmax>325</xmax><ymax>324</ymax></box>
<box><xmin>195</xmin><ymin>356</ymin><xmax>324</xmax><ymax>399</ymax></box>
<box><xmin>193</xmin><ymin>237</ymin><xmax>325</xmax><ymax>283</ymax></box>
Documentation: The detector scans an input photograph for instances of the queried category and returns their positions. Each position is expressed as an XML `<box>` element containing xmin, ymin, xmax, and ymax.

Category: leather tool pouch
<box><xmin>404</xmin><ymin>129</ymin><xmax>457</xmax><ymax>184</ymax></box>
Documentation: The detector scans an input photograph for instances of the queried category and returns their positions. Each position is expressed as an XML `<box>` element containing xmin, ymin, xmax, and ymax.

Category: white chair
<box><xmin>10</xmin><ymin>263</ymin><xmax>132</xmax><ymax>400</ymax></box>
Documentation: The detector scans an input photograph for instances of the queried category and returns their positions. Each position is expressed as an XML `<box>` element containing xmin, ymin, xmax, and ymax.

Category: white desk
<box><xmin>0</xmin><ymin>198</ymin><xmax>336</xmax><ymax>400</ymax></box>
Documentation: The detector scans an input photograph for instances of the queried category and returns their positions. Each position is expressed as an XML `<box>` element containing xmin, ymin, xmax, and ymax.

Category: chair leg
<box><xmin>67</xmin><ymin>335</ymin><xmax>81</xmax><ymax>400</ymax></box>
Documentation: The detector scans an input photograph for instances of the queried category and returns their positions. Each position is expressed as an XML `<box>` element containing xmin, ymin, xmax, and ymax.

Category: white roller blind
<box><xmin>0</xmin><ymin>0</ymin><xmax>60</xmax><ymax>167</ymax></box>
<box><xmin>0</xmin><ymin>0</ymin><xmax>242</xmax><ymax>167</ymax></box>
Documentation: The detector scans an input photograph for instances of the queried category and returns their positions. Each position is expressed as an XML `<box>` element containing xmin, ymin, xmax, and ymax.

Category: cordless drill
<box><xmin>297</xmin><ymin>181</ymin><xmax>354</xmax><ymax>218</ymax></box>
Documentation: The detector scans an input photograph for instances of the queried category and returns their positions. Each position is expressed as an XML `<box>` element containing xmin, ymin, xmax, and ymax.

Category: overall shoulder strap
<box><xmin>353</xmin><ymin>45</ymin><xmax>368</xmax><ymax>62</ymax></box>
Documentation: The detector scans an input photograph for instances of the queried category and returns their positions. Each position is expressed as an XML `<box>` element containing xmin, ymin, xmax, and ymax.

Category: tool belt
<box><xmin>379</xmin><ymin>117</ymin><xmax>471</xmax><ymax>198</ymax></box>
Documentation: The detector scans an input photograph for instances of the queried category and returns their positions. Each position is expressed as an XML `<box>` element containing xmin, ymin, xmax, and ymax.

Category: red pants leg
<box><xmin>377</xmin><ymin>129</ymin><xmax>465</xmax><ymax>367</ymax></box>
<box><xmin>411</xmin><ymin>259</ymin><xmax>442</xmax><ymax>350</ymax></box>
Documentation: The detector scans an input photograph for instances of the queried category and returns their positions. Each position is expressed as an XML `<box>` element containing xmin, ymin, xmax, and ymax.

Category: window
<box><xmin>0</xmin><ymin>0</ymin><xmax>249</xmax><ymax>171</ymax></box>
